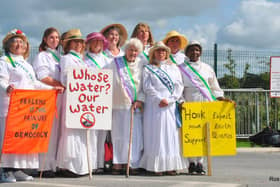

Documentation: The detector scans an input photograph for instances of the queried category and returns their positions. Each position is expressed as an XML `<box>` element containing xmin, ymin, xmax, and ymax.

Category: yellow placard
<box><xmin>181</xmin><ymin>101</ymin><xmax>236</xmax><ymax>157</ymax></box>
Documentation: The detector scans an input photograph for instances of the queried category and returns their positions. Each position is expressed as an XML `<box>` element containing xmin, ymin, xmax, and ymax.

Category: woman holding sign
<box><xmin>32</xmin><ymin>27</ymin><xmax>64</xmax><ymax>177</ymax></box>
<box><xmin>56</xmin><ymin>29</ymin><xmax>96</xmax><ymax>176</ymax></box>
<box><xmin>84</xmin><ymin>32</ymin><xmax>110</xmax><ymax>172</ymax></box>
<box><xmin>0</xmin><ymin>29</ymin><xmax>61</xmax><ymax>183</ymax></box>
<box><xmin>178</xmin><ymin>40</ymin><xmax>225</xmax><ymax>175</ymax></box>
<box><xmin>140</xmin><ymin>41</ymin><xmax>185</xmax><ymax>176</ymax></box>
<box><xmin>106</xmin><ymin>38</ymin><xmax>145</xmax><ymax>174</ymax></box>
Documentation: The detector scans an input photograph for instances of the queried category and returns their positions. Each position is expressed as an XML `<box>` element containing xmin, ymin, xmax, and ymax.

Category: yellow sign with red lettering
<box><xmin>181</xmin><ymin>101</ymin><xmax>236</xmax><ymax>157</ymax></box>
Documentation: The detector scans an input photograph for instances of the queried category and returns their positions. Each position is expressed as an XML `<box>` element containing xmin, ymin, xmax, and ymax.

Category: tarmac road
<box><xmin>1</xmin><ymin>148</ymin><xmax>280</xmax><ymax>187</ymax></box>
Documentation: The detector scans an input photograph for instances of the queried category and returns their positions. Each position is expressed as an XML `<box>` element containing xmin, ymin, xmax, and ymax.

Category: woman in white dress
<box><xmin>162</xmin><ymin>30</ymin><xmax>188</xmax><ymax>65</ymax></box>
<box><xmin>106</xmin><ymin>38</ymin><xmax>145</xmax><ymax>174</ymax></box>
<box><xmin>140</xmin><ymin>41</ymin><xmax>185</xmax><ymax>176</ymax></box>
<box><xmin>178</xmin><ymin>40</ymin><xmax>226</xmax><ymax>175</ymax></box>
<box><xmin>56</xmin><ymin>29</ymin><xmax>96</xmax><ymax>176</ymax></box>
<box><xmin>0</xmin><ymin>29</ymin><xmax>61</xmax><ymax>183</ymax></box>
<box><xmin>84</xmin><ymin>32</ymin><xmax>110</xmax><ymax>171</ymax></box>
<box><xmin>32</xmin><ymin>27</ymin><xmax>64</xmax><ymax>177</ymax></box>
<box><xmin>131</xmin><ymin>22</ymin><xmax>154</xmax><ymax>63</ymax></box>
<box><xmin>100</xmin><ymin>23</ymin><xmax>128</xmax><ymax>60</ymax></box>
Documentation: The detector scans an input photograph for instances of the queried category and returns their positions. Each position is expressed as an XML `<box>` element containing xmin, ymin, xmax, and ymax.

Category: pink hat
<box><xmin>86</xmin><ymin>32</ymin><xmax>108</xmax><ymax>50</ymax></box>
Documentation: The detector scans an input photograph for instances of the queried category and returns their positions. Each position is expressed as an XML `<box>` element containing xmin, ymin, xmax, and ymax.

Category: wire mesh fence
<box><xmin>1</xmin><ymin>45</ymin><xmax>280</xmax><ymax>137</ymax></box>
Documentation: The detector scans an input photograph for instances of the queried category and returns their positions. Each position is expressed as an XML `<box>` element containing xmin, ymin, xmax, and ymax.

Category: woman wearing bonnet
<box><xmin>140</xmin><ymin>41</ymin><xmax>185</xmax><ymax>176</ymax></box>
<box><xmin>0</xmin><ymin>29</ymin><xmax>62</xmax><ymax>183</ymax></box>
<box><xmin>100</xmin><ymin>23</ymin><xmax>128</xmax><ymax>60</ymax></box>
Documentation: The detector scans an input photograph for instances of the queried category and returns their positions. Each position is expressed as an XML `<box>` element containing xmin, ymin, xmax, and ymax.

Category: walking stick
<box><xmin>126</xmin><ymin>106</ymin><xmax>134</xmax><ymax>178</ymax></box>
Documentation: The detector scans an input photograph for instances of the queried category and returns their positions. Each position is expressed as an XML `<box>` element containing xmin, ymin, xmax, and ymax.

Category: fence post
<box><xmin>214</xmin><ymin>43</ymin><xmax>218</xmax><ymax>76</ymax></box>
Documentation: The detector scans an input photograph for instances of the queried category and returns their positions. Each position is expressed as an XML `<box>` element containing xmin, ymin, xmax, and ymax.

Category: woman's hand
<box><xmin>53</xmin><ymin>86</ymin><xmax>65</xmax><ymax>94</ymax></box>
<box><xmin>217</xmin><ymin>97</ymin><xmax>236</xmax><ymax>107</ymax></box>
<box><xmin>132</xmin><ymin>100</ymin><xmax>144</xmax><ymax>112</ymax></box>
<box><xmin>6</xmin><ymin>85</ymin><xmax>15</xmax><ymax>96</ymax></box>
<box><xmin>159</xmin><ymin>99</ymin><xmax>168</xmax><ymax>108</ymax></box>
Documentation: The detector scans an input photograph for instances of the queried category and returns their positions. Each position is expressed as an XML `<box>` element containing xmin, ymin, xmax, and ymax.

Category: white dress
<box><xmin>0</xmin><ymin>53</ymin><xmax>52</xmax><ymax>169</ymax></box>
<box><xmin>139</xmin><ymin>61</ymin><xmax>185</xmax><ymax>172</ymax></box>
<box><xmin>32</xmin><ymin>49</ymin><xmax>62</xmax><ymax>171</ymax></box>
<box><xmin>84</xmin><ymin>51</ymin><xmax>110</xmax><ymax>169</ymax></box>
<box><xmin>107</xmin><ymin>56</ymin><xmax>145</xmax><ymax>168</ymax></box>
<box><xmin>170</xmin><ymin>51</ymin><xmax>185</xmax><ymax>65</ymax></box>
<box><xmin>138</xmin><ymin>45</ymin><xmax>151</xmax><ymax>65</ymax></box>
<box><xmin>103</xmin><ymin>48</ymin><xmax>124</xmax><ymax>60</ymax></box>
<box><xmin>56</xmin><ymin>50</ymin><xmax>97</xmax><ymax>174</ymax></box>
<box><xmin>180</xmin><ymin>59</ymin><xmax>224</xmax><ymax>164</ymax></box>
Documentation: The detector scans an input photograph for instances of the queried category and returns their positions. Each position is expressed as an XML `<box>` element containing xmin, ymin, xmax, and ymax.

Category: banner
<box><xmin>181</xmin><ymin>101</ymin><xmax>236</xmax><ymax>157</ymax></box>
<box><xmin>2</xmin><ymin>89</ymin><xmax>57</xmax><ymax>154</ymax></box>
<box><xmin>65</xmin><ymin>68</ymin><xmax>112</xmax><ymax>130</ymax></box>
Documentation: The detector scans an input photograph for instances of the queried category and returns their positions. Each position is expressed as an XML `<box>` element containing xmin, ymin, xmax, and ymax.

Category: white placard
<box><xmin>65</xmin><ymin>68</ymin><xmax>112</xmax><ymax>130</ymax></box>
<box><xmin>270</xmin><ymin>57</ymin><xmax>280</xmax><ymax>97</ymax></box>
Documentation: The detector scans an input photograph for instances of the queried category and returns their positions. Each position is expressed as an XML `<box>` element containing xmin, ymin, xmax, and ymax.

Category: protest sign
<box><xmin>65</xmin><ymin>68</ymin><xmax>112</xmax><ymax>130</ymax></box>
<box><xmin>181</xmin><ymin>101</ymin><xmax>236</xmax><ymax>157</ymax></box>
<box><xmin>2</xmin><ymin>89</ymin><xmax>57</xmax><ymax>154</ymax></box>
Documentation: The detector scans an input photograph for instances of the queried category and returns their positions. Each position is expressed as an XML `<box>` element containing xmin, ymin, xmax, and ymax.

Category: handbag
<box><xmin>104</xmin><ymin>132</ymin><xmax>113</xmax><ymax>172</ymax></box>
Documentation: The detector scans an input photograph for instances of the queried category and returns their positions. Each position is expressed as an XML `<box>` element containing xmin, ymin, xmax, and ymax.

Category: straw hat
<box><xmin>100</xmin><ymin>23</ymin><xmax>128</xmax><ymax>47</ymax></box>
<box><xmin>2</xmin><ymin>28</ymin><xmax>30</xmax><ymax>59</ymax></box>
<box><xmin>63</xmin><ymin>29</ymin><xmax>84</xmax><ymax>42</ymax></box>
<box><xmin>184</xmin><ymin>40</ymin><xmax>202</xmax><ymax>54</ymax></box>
<box><xmin>148</xmin><ymin>41</ymin><xmax>171</xmax><ymax>63</ymax></box>
<box><xmin>162</xmin><ymin>30</ymin><xmax>188</xmax><ymax>50</ymax></box>
<box><xmin>86</xmin><ymin>32</ymin><xmax>108</xmax><ymax>50</ymax></box>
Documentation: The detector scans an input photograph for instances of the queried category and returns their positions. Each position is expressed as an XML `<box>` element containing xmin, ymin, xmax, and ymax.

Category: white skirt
<box><xmin>111</xmin><ymin>108</ymin><xmax>143</xmax><ymax>168</ymax></box>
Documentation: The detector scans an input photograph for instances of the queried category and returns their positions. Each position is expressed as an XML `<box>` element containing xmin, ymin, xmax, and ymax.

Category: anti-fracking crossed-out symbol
<box><xmin>80</xmin><ymin>112</ymin><xmax>95</xmax><ymax>128</ymax></box>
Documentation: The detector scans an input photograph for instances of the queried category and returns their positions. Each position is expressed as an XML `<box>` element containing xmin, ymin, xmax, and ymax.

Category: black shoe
<box><xmin>188</xmin><ymin>162</ymin><xmax>196</xmax><ymax>174</ymax></box>
<box><xmin>196</xmin><ymin>163</ymin><xmax>206</xmax><ymax>175</ymax></box>
<box><xmin>55</xmin><ymin>169</ymin><xmax>82</xmax><ymax>178</ymax></box>
<box><xmin>40</xmin><ymin>170</ymin><xmax>56</xmax><ymax>178</ymax></box>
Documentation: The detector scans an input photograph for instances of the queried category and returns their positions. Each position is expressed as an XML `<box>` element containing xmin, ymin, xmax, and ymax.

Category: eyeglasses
<box><xmin>11</xmin><ymin>38</ymin><xmax>25</xmax><ymax>45</ymax></box>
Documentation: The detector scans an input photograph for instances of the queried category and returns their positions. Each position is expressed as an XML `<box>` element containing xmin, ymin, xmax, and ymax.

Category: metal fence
<box><xmin>2</xmin><ymin>45</ymin><xmax>280</xmax><ymax>137</ymax></box>
<box><xmin>224</xmin><ymin>89</ymin><xmax>280</xmax><ymax>138</ymax></box>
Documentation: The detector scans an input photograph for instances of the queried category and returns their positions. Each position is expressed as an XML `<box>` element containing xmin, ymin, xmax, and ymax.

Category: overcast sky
<box><xmin>0</xmin><ymin>0</ymin><xmax>279</xmax><ymax>49</ymax></box>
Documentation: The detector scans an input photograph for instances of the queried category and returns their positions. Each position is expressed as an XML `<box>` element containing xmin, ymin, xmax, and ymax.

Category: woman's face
<box><xmin>154</xmin><ymin>48</ymin><xmax>167</xmax><ymax>61</ymax></box>
<box><xmin>125</xmin><ymin>45</ymin><xmax>140</xmax><ymax>62</ymax></box>
<box><xmin>136</xmin><ymin>27</ymin><xmax>149</xmax><ymax>45</ymax></box>
<box><xmin>9</xmin><ymin>37</ymin><xmax>26</xmax><ymax>56</ymax></box>
<box><xmin>44</xmin><ymin>31</ymin><xmax>60</xmax><ymax>50</ymax></box>
<box><xmin>166</xmin><ymin>36</ymin><xmax>181</xmax><ymax>54</ymax></box>
<box><xmin>88</xmin><ymin>39</ymin><xmax>104</xmax><ymax>54</ymax></box>
<box><xmin>106</xmin><ymin>29</ymin><xmax>119</xmax><ymax>46</ymax></box>
<box><xmin>69</xmin><ymin>40</ymin><xmax>84</xmax><ymax>53</ymax></box>
<box><xmin>186</xmin><ymin>45</ymin><xmax>201</xmax><ymax>62</ymax></box>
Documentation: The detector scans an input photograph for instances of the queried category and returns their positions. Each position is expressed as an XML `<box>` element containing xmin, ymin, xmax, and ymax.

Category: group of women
<box><xmin>0</xmin><ymin>22</ymin><xmax>228</xmax><ymax>183</ymax></box>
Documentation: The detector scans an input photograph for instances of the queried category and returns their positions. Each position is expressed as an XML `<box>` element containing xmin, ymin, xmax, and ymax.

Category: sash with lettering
<box><xmin>145</xmin><ymin>64</ymin><xmax>182</xmax><ymax>127</ymax></box>
<box><xmin>178</xmin><ymin>61</ymin><xmax>216</xmax><ymax>101</ymax></box>
<box><xmin>2</xmin><ymin>89</ymin><xmax>57</xmax><ymax>154</ymax></box>
<box><xmin>115</xmin><ymin>56</ymin><xmax>137</xmax><ymax>103</ymax></box>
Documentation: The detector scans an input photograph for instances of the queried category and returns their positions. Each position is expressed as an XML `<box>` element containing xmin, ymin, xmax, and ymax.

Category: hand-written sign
<box><xmin>181</xmin><ymin>101</ymin><xmax>236</xmax><ymax>157</ymax></box>
<box><xmin>2</xmin><ymin>89</ymin><xmax>57</xmax><ymax>154</ymax></box>
<box><xmin>65</xmin><ymin>68</ymin><xmax>112</xmax><ymax>130</ymax></box>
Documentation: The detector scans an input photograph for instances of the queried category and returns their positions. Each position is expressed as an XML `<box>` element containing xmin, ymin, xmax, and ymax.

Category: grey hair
<box><xmin>124</xmin><ymin>38</ymin><xmax>143</xmax><ymax>52</ymax></box>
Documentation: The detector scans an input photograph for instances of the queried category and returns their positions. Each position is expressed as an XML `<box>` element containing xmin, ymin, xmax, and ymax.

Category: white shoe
<box><xmin>1</xmin><ymin>171</ymin><xmax>16</xmax><ymax>183</ymax></box>
<box><xmin>13</xmin><ymin>170</ymin><xmax>33</xmax><ymax>181</ymax></box>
